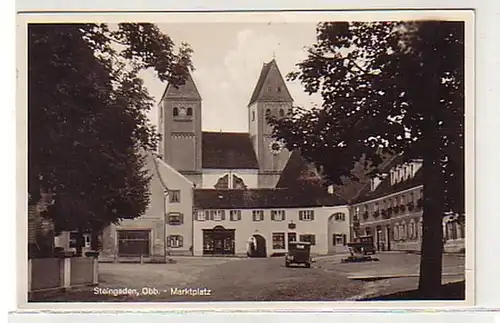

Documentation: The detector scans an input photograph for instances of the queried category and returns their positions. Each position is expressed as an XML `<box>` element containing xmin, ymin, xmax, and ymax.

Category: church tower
<box><xmin>158</xmin><ymin>72</ymin><xmax>203</xmax><ymax>186</ymax></box>
<box><xmin>248</xmin><ymin>59</ymin><xmax>293</xmax><ymax>188</ymax></box>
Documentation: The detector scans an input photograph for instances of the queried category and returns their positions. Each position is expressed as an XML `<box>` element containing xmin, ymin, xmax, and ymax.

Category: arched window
<box><xmin>279</xmin><ymin>109</ymin><xmax>285</xmax><ymax>117</ymax></box>
<box><xmin>187</xmin><ymin>107</ymin><xmax>193</xmax><ymax>116</ymax></box>
<box><xmin>173</xmin><ymin>107</ymin><xmax>179</xmax><ymax>117</ymax></box>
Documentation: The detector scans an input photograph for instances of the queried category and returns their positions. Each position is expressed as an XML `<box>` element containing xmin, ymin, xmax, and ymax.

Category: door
<box><xmin>287</xmin><ymin>232</ymin><xmax>297</xmax><ymax>247</ymax></box>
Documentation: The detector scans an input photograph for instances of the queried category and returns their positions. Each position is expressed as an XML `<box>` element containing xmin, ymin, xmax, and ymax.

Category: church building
<box><xmin>157</xmin><ymin>59</ymin><xmax>293</xmax><ymax>189</ymax></box>
<box><xmin>98</xmin><ymin>59</ymin><xmax>352</xmax><ymax>261</ymax></box>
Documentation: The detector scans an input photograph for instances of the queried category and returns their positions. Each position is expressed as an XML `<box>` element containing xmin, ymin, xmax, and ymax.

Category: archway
<box><xmin>248</xmin><ymin>234</ymin><xmax>267</xmax><ymax>258</ymax></box>
<box><xmin>327</xmin><ymin>213</ymin><xmax>347</xmax><ymax>254</ymax></box>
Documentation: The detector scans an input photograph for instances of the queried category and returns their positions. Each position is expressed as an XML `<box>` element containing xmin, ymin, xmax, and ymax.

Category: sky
<box><xmin>138</xmin><ymin>22</ymin><xmax>323</xmax><ymax>132</ymax></box>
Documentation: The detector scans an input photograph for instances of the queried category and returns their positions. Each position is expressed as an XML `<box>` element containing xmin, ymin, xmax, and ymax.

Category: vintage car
<box><xmin>285</xmin><ymin>241</ymin><xmax>312</xmax><ymax>268</ymax></box>
<box><xmin>351</xmin><ymin>235</ymin><xmax>376</xmax><ymax>255</ymax></box>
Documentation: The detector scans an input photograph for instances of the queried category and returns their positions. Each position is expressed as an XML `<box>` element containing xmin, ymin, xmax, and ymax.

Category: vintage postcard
<box><xmin>17</xmin><ymin>10</ymin><xmax>475</xmax><ymax>310</ymax></box>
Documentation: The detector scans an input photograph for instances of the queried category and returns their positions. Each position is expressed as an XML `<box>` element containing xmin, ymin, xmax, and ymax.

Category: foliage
<box><xmin>269</xmin><ymin>21</ymin><xmax>464</xmax><ymax>298</ymax></box>
<box><xmin>28</xmin><ymin>23</ymin><xmax>193</xmax><ymax>241</ymax></box>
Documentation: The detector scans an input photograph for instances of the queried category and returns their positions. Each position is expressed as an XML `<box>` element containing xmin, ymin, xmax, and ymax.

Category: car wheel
<box><xmin>285</xmin><ymin>262</ymin><xmax>290</xmax><ymax>267</ymax></box>
<box><xmin>305</xmin><ymin>263</ymin><xmax>311</xmax><ymax>268</ymax></box>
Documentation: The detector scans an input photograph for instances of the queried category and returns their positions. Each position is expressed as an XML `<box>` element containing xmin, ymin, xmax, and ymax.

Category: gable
<box><xmin>248</xmin><ymin>59</ymin><xmax>293</xmax><ymax>106</ymax></box>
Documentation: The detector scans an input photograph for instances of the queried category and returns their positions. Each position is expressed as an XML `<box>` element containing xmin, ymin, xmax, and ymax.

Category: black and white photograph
<box><xmin>20</xmin><ymin>11</ymin><xmax>474</xmax><ymax>307</ymax></box>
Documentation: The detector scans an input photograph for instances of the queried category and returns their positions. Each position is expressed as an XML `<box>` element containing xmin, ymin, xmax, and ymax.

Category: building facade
<box><xmin>352</xmin><ymin>156</ymin><xmax>465</xmax><ymax>254</ymax></box>
<box><xmin>192</xmin><ymin>189</ymin><xmax>350</xmax><ymax>257</ymax></box>
<box><xmin>99</xmin><ymin>152</ymin><xmax>195</xmax><ymax>262</ymax></box>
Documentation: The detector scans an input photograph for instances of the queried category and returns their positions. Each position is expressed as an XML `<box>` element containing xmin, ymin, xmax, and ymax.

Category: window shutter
<box><xmin>311</xmin><ymin>212</ymin><xmax>315</xmax><ymax>221</ymax></box>
<box><xmin>282</xmin><ymin>212</ymin><xmax>286</xmax><ymax>221</ymax></box>
<box><xmin>252</xmin><ymin>212</ymin><xmax>256</xmax><ymax>221</ymax></box>
<box><xmin>221</xmin><ymin>211</ymin><xmax>226</xmax><ymax>221</ymax></box>
<box><xmin>167</xmin><ymin>236</ymin><xmax>171</xmax><ymax>247</ymax></box>
<box><xmin>312</xmin><ymin>235</ymin><xmax>316</xmax><ymax>245</ymax></box>
<box><xmin>299</xmin><ymin>212</ymin><xmax>303</xmax><ymax>221</ymax></box>
<box><xmin>271</xmin><ymin>212</ymin><xmax>275</xmax><ymax>221</ymax></box>
<box><xmin>180</xmin><ymin>214</ymin><xmax>184</xmax><ymax>225</ymax></box>
<box><xmin>333</xmin><ymin>234</ymin><xmax>336</xmax><ymax>246</ymax></box>
<box><xmin>210</xmin><ymin>211</ymin><xmax>214</xmax><ymax>221</ymax></box>
<box><xmin>343</xmin><ymin>234</ymin><xmax>347</xmax><ymax>245</ymax></box>
<box><xmin>179</xmin><ymin>236</ymin><xmax>184</xmax><ymax>247</ymax></box>
<box><xmin>238</xmin><ymin>211</ymin><xmax>242</xmax><ymax>221</ymax></box>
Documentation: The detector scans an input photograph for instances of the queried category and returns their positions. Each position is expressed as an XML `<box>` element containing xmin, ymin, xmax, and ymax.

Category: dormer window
<box><xmin>173</xmin><ymin>107</ymin><xmax>179</xmax><ymax>117</ymax></box>
<box><xmin>187</xmin><ymin>107</ymin><xmax>193</xmax><ymax>116</ymax></box>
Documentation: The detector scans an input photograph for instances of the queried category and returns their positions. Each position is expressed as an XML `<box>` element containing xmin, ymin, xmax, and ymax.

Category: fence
<box><xmin>28</xmin><ymin>256</ymin><xmax>98</xmax><ymax>294</ymax></box>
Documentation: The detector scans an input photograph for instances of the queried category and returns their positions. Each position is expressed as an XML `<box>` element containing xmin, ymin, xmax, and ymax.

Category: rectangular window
<box><xmin>271</xmin><ymin>210</ymin><xmax>285</xmax><ymax>221</ymax></box>
<box><xmin>169</xmin><ymin>190</ymin><xmax>181</xmax><ymax>203</ymax></box>
<box><xmin>332</xmin><ymin>234</ymin><xmax>344</xmax><ymax>246</ymax></box>
<box><xmin>204</xmin><ymin>210</ymin><xmax>225</xmax><ymax>221</ymax></box>
<box><xmin>167</xmin><ymin>235</ymin><xmax>183</xmax><ymax>248</ymax></box>
<box><xmin>117</xmin><ymin>230</ymin><xmax>150</xmax><ymax>257</ymax></box>
<box><xmin>168</xmin><ymin>212</ymin><xmax>183</xmax><ymax>225</ymax></box>
<box><xmin>213</xmin><ymin>210</ymin><xmax>225</xmax><ymax>221</ymax></box>
<box><xmin>299</xmin><ymin>234</ymin><xmax>316</xmax><ymax>245</ymax></box>
<box><xmin>230</xmin><ymin>210</ymin><xmax>242</xmax><ymax>221</ymax></box>
<box><xmin>272</xmin><ymin>232</ymin><xmax>285</xmax><ymax>249</ymax></box>
<box><xmin>196</xmin><ymin>210</ymin><xmax>205</xmax><ymax>221</ymax></box>
<box><xmin>299</xmin><ymin>210</ymin><xmax>314</xmax><ymax>221</ymax></box>
<box><xmin>69</xmin><ymin>232</ymin><xmax>85</xmax><ymax>248</ymax></box>
<box><xmin>252</xmin><ymin>210</ymin><xmax>264</xmax><ymax>221</ymax></box>
<box><xmin>334</xmin><ymin>213</ymin><xmax>346</xmax><ymax>221</ymax></box>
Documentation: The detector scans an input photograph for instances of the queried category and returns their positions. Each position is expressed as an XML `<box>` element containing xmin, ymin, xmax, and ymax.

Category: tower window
<box><xmin>279</xmin><ymin>109</ymin><xmax>284</xmax><ymax>117</ymax></box>
<box><xmin>277</xmin><ymin>87</ymin><xmax>281</xmax><ymax>93</ymax></box>
<box><xmin>187</xmin><ymin>107</ymin><xmax>193</xmax><ymax>116</ymax></box>
<box><xmin>173</xmin><ymin>107</ymin><xmax>179</xmax><ymax>117</ymax></box>
<box><xmin>252</xmin><ymin>111</ymin><xmax>255</xmax><ymax>121</ymax></box>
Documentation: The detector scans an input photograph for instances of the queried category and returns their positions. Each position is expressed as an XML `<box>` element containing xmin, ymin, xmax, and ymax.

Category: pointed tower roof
<box><xmin>160</xmin><ymin>71</ymin><xmax>201</xmax><ymax>102</ymax></box>
<box><xmin>248</xmin><ymin>59</ymin><xmax>294</xmax><ymax>106</ymax></box>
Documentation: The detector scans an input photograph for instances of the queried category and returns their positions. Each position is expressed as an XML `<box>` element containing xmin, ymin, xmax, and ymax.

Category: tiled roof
<box><xmin>276</xmin><ymin>150</ymin><xmax>349</xmax><ymax>205</ymax></box>
<box><xmin>248</xmin><ymin>59</ymin><xmax>293</xmax><ymax>106</ymax></box>
<box><xmin>161</xmin><ymin>72</ymin><xmax>201</xmax><ymax>101</ymax></box>
<box><xmin>353</xmin><ymin>155</ymin><xmax>423</xmax><ymax>204</ymax></box>
<box><xmin>193</xmin><ymin>188</ymin><xmax>347</xmax><ymax>209</ymax></box>
<box><xmin>202</xmin><ymin>132</ymin><xmax>259</xmax><ymax>169</ymax></box>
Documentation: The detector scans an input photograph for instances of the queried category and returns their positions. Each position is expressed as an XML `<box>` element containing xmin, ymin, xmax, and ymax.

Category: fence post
<box><xmin>93</xmin><ymin>257</ymin><xmax>99</xmax><ymax>285</ymax></box>
<box><xmin>140</xmin><ymin>254</ymin><xmax>144</xmax><ymax>264</ymax></box>
<box><xmin>63</xmin><ymin>257</ymin><xmax>71</xmax><ymax>290</ymax></box>
<box><xmin>28</xmin><ymin>259</ymin><xmax>32</xmax><ymax>293</ymax></box>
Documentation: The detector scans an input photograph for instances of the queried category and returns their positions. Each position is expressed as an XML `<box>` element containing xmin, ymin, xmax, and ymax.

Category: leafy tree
<box><xmin>28</xmin><ymin>23</ymin><xmax>193</xmax><ymax>255</ymax></box>
<box><xmin>269</xmin><ymin>21</ymin><xmax>464</xmax><ymax>298</ymax></box>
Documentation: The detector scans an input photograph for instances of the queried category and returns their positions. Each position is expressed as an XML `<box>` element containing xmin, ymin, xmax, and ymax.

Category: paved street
<box><xmin>32</xmin><ymin>252</ymin><xmax>465</xmax><ymax>302</ymax></box>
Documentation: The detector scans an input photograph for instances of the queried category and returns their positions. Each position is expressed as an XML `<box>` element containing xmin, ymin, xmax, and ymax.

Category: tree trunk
<box><xmin>91</xmin><ymin>228</ymin><xmax>101</xmax><ymax>251</ymax></box>
<box><xmin>418</xmin><ymin>114</ymin><xmax>446</xmax><ymax>298</ymax></box>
